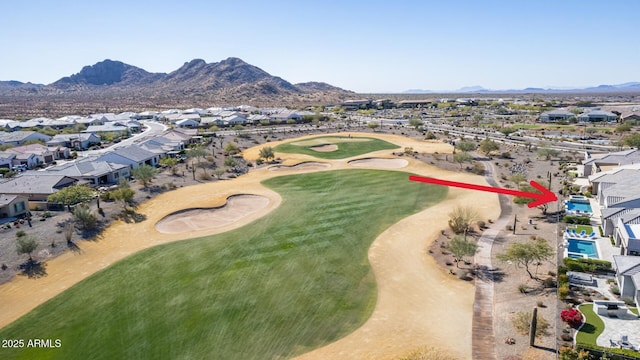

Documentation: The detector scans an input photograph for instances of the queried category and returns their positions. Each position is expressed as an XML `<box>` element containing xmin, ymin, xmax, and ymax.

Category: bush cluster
<box><xmin>560</xmin><ymin>308</ymin><xmax>583</xmax><ymax>327</ymax></box>
<box><xmin>563</xmin><ymin>215</ymin><xmax>591</xmax><ymax>225</ymax></box>
<box><xmin>563</xmin><ymin>258</ymin><xmax>612</xmax><ymax>274</ymax></box>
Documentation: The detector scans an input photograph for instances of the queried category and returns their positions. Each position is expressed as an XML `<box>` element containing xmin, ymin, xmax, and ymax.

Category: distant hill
<box><xmin>52</xmin><ymin>59</ymin><xmax>164</xmax><ymax>88</ymax></box>
<box><xmin>404</xmin><ymin>82</ymin><xmax>640</xmax><ymax>94</ymax></box>
<box><xmin>0</xmin><ymin>57</ymin><xmax>350</xmax><ymax>100</ymax></box>
<box><xmin>0</xmin><ymin>80</ymin><xmax>43</xmax><ymax>91</ymax></box>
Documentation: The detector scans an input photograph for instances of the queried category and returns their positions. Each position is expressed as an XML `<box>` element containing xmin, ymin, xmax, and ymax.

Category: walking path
<box><xmin>472</xmin><ymin>160</ymin><xmax>513</xmax><ymax>359</ymax></box>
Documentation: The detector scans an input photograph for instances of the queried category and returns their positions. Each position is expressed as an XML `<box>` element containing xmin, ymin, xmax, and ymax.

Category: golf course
<box><xmin>0</xmin><ymin>133</ymin><xmax>501</xmax><ymax>359</ymax></box>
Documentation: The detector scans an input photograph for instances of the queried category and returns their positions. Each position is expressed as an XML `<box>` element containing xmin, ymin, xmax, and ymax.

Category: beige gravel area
<box><xmin>0</xmin><ymin>132</ymin><xmax>500</xmax><ymax>360</ymax></box>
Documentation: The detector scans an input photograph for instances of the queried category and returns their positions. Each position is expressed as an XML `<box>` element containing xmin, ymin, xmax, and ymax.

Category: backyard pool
<box><xmin>566</xmin><ymin>201</ymin><xmax>593</xmax><ymax>213</ymax></box>
<box><xmin>566</xmin><ymin>238</ymin><xmax>599</xmax><ymax>259</ymax></box>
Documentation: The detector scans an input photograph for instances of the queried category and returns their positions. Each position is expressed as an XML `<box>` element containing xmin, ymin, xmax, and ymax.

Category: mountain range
<box><xmin>404</xmin><ymin>82</ymin><xmax>640</xmax><ymax>94</ymax></box>
<box><xmin>0</xmin><ymin>57</ymin><xmax>350</xmax><ymax>99</ymax></box>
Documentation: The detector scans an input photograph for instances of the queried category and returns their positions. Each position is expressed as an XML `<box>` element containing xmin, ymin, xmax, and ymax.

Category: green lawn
<box><xmin>0</xmin><ymin>169</ymin><xmax>446</xmax><ymax>360</ymax></box>
<box><xmin>572</xmin><ymin>225</ymin><xmax>594</xmax><ymax>234</ymax></box>
<box><xmin>576</xmin><ymin>303</ymin><xmax>605</xmax><ymax>346</ymax></box>
<box><xmin>273</xmin><ymin>136</ymin><xmax>399</xmax><ymax>159</ymax></box>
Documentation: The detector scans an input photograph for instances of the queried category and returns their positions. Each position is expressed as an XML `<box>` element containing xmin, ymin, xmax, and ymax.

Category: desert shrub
<box><xmin>16</xmin><ymin>230</ymin><xmax>26</xmax><ymax>238</ymax></box>
<box><xmin>622</xmin><ymin>297</ymin><xmax>635</xmax><ymax>306</ymax></box>
<box><xmin>198</xmin><ymin>172</ymin><xmax>212</xmax><ymax>180</ymax></box>
<box><xmin>543</xmin><ymin>277</ymin><xmax>556</xmax><ymax>288</ymax></box>
<box><xmin>511</xmin><ymin>311</ymin><xmax>550</xmax><ymax>337</ymax></box>
<box><xmin>560</xmin><ymin>308</ymin><xmax>583</xmax><ymax>327</ymax></box>
<box><xmin>559</xmin><ymin>285</ymin><xmax>570</xmax><ymax>300</ymax></box>
<box><xmin>610</xmin><ymin>285</ymin><xmax>620</xmax><ymax>295</ymax></box>
<box><xmin>476</xmin><ymin>220</ymin><xmax>486</xmax><ymax>229</ymax></box>
<box><xmin>518</xmin><ymin>284</ymin><xmax>528</xmax><ymax>294</ymax></box>
<box><xmin>560</xmin><ymin>333</ymin><xmax>573</xmax><ymax>342</ymax></box>
<box><xmin>73</xmin><ymin>204</ymin><xmax>97</xmax><ymax>230</ymax></box>
<box><xmin>470</xmin><ymin>162</ymin><xmax>485</xmax><ymax>175</ymax></box>
<box><xmin>537</xmin><ymin>300</ymin><xmax>545</xmax><ymax>308</ymax></box>
<box><xmin>447</xmin><ymin>206</ymin><xmax>478</xmax><ymax>234</ymax></box>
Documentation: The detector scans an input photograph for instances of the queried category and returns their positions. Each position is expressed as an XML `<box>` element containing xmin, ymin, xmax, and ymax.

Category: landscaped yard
<box><xmin>0</xmin><ymin>169</ymin><xmax>446</xmax><ymax>360</ymax></box>
<box><xmin>273</xmin><ymin>136</ymin><xmax>398</xmax><ymax>159</ymax></box>
<box><xmin>572</xmin><ymin>225</ymin><xmax>595</xmax><ymax>234</ymax></box>
<box><xmin>576</xmin><ymin>303</ymin><xmax>604</xmax><ymax>346</ymax></box>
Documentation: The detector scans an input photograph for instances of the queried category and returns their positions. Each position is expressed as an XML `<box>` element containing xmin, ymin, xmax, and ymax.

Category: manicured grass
<box><xmin>273</xmin><ymin>136</ymin><xmax>399</xmax><ymax>159</ymax></box>
<box><xmin>576</xmin><ymin>303</ymin><xmax>605</xmax><ymax>346</ymax></box>
<box><xmin>630</xmin><ymin>307</ymin><xmax>639</xmax><ymax>316</ymax></box>
<box><xmin>0</xmin><ymin>169</ymin><xmax>446</xmax><ymax>360</ymax></box>
<box><xmin>572</xmin><ymin>225</ymin><xmax>594</xmax><ymax>234</ymax></box>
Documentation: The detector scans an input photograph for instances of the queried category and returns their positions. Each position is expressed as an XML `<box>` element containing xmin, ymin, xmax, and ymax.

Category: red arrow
<box><xmin>408</xmin><ymin>175</ymin><xmax>558</xmax><ymax>208</ymax></box>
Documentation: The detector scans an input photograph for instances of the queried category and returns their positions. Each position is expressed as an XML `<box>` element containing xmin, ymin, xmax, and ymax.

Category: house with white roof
<box><xmin>582</xmin><ymin>149</ymin><xmax>640</xmax><ymax>177</ymax></box>
<box><xmin>45</xmin><ymin>156</ymin><xmax>130</xmax><ymax>186</ymax></box>
<box><xmin>613</xmin><ymin>255</ymin><xmax>640</xmax><ymax>308</ymax></box>
<box><xmin>0</xmin><ymin>173</ymin><xmax>78</xmax><ymax>207</ymax></box>
<box><xmin>578</xmin><ymin>109</ymin><xmax>617</xmax><ymax>123</ymax></box>
<box><xmin>83</xmin><ymin>121</ymin><xmax>130</xmax><ymax>135</ymax></box>
<box><xmin>0</xmin><ymin>131</ymin><xmax>51</xmax><ymax>146</ymax></box>
<box><xmin>613</xmin><ymin>219</ymin><xmax>640</xmax><ymax>256</ymax></box>
<box><xmin>97</xmin><ymin>145</ymin><xmax>159</xmax><ymax>169</ymax></box>
<box><xmin>5</xmin><ymin>143</ymin><xmax>56</xmax><ymax>165</ymax></box>
<box><xmin>47</xmin><ymin>133</ymin><xmax>101</xmax><ymax>150</ymax></box>
<box><xmin>175</xmin><ymin>118</ymin><xmax>200</xmax><ymax>128</ymax></box>
<box><xmin>538</xmin><ymin>109</ymin><xmax>575</xmax><ymax>123</ymax></box>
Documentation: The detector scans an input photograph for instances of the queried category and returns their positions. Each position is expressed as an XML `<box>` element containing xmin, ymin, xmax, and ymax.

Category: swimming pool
<box><xmin>566</xmin><ymin>201</ymin><xmax>592</xmax><ymax>213</ymax></box>
<box><xmin>566</xmin><ymin>238</ymin><xmax>599</xmax><ymax>259</ymax></box>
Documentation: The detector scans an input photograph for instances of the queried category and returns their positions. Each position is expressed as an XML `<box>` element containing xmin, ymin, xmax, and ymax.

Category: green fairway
<box><xmin>0</xmin><ymin>169</ymin><xmax>446</xmax><ymax>360</ymax></box>
<box><xmin>273</xmin><ymin>136</ymin><xmax>399</xmax><ymax>159</ymax></box>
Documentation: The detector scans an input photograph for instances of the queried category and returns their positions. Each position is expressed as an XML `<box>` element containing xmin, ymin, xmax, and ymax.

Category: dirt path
<box><xmin>0</xmin><ymin>132</ymin><xmax>501</xmax><ymax>360</ymax></box>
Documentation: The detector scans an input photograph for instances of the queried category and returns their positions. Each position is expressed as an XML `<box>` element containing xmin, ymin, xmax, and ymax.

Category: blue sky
<box><xmin>1</xmin><ymin>0</ymin><xmax>638</xmax><ymax>93</ymax></box>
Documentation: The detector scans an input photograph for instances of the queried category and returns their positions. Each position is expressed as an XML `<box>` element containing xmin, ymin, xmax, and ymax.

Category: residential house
<box><xmin>175</xmin><ymin>118</ymin><xmax>200</xmax><ymax>128</ymax></box>
<box><xmin>578</xmin><ymin>109</ymin><xmax>617</xmax><ymax>123</ymax></box>
<box><xmin>139</xmin><ymin>136</ymin><xmax>184</xmax><ymax>157</ymax></box>
<box><xmin>340</xmin><ymin>99</ymin><xmax>372</xmax><ymax>110</ymax></box>
<box><xmin>538</xmin><ymin>109</ymin><xmax>576</xmax><ymax>123</ymax></box>
<box><xmin>162</xmin><ymin>128</ymin><xmax>197</xmax><ymax>145</ymax></box>
<box><xmin>247</xmin><ymin>114</ymin><xmax>270</xmax><ymax>124</ymax></box>
<box><xmin>223</xmin><ymin>115</ymin><xmax>247</xmax><ymax>125</ymax></box>
<box><xmin>0</xmin><ymin>131</ymin><xmax>51</xmax><ymax>146</ymax></box>
<box><xmin>0</xmin><ymin>194</ymin><xmax>29</xmax><ymax>220</ymax></box>
<box><xmin>601</xmin><ymin>208</ymin><xmax>640</xmax><ymax>236</ymax></box>
<box><xmin>5</xmin><ymin>143</ymin><xmax>56</xmax><ymax>164</ymax></box>
<box><xmin>589</xmin><ymin>167</ymin><xmax>640</xmax><ymax>196</ymax></box>
<box><xmin>97</xmin><ymin>145</ymin><xmax>159</xmax><ymax>169</ymax></box>
<box><xmin>613</xmin><ymin>219</ymin><xmax>640</xmax><ymax>256</ymax></box>
<box><xmin>269</xmin><ymin>111</ymin><xmax>301</xmax><ymax>123</ymax></box>
<box><xmin>10</xmin><ymin>152</ymin><xmax>40</xmax><ymax>169</ymax></box>
<box><xmin>83</xmin><ymin>121</ymin><xmax>130</xmax><ymax>135</ymax></box>
<box><xmin>44</xmin><ymin>156</ymin><xmax>130</xmax><ymax>186</ymax></box>
<box><xmin>582</xmin><ymin>149</ymin><xmax>640</xmax><ymax>177</ymax></box>
<box><xmin>0</xmin><ymin>173</ymin><xmax>78</xmax><ymax>209</ymax></box>
<box><xmin>613</xmin><ymin>255</ymin><xmax>640</xmax><ymax>309</ymax></box>
<box><xmin>0</xmin><ymin>152</ymin><xmax>16</xmax><ymax>169</ymax></box>
<box><xmin>47</xmin><ymin>133</ymin><xmax>101</xmax><ymax>150</ymax></box>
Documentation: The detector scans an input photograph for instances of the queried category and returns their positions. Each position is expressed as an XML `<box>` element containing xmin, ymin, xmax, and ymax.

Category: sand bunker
<box><xmin>269</xmin><ymin>162</ymin><xmax>331</xmax><ymax>171</ymax></box>
<box><xmin>310</xmin><ymin>144</ymin><xmax>338</xmax><ymax>152</ymax></box>
<box><xmin>155</xmin><ymin>194</ymin><xmax>270</xmax><ymax>234</ymax></box>
<box><xmin>348</xmin><ymin>158</ymin><xmax>408</xmax><ymax>169</ymax></box>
